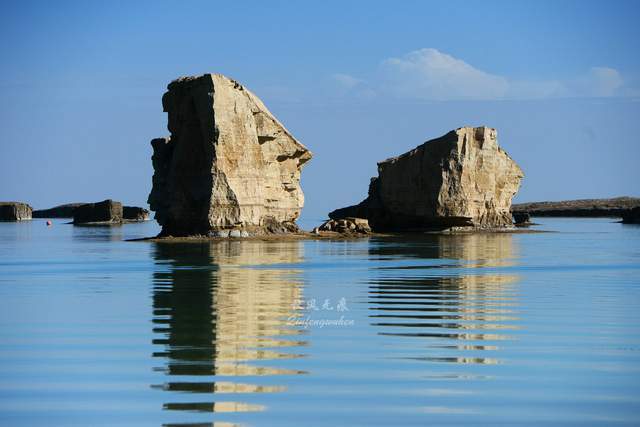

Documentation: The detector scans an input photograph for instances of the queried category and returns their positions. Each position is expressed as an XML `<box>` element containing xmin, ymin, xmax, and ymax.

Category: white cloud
<box><xmin>335</xmin><ymin>48</ymin><xmax>631</xmax><ymax>101</ymax></box>
<box><xmin>381</xmin><ymin>48</ymin><xmax>509</xmax><ymax>100</ymax></box>
<box><xmin>573</xmin><ymin>67</ymin><xmax>623</xmax><ymax>97</ymax></box>
<box><xmin>332</xmin><ymin>73</ymin><xmax>364</xmax><ymax>89</ymax></box>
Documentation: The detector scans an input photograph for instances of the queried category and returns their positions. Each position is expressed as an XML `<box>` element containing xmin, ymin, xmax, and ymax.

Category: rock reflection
<box><xmin>151</xmin><ymin>240</ymin><xmax>307</xmax><ymax>417</ymax></box>
<box><xmin>369</xmin><ymin>233</ymin><xmax>520</xmax><ymax>365</ymax></box>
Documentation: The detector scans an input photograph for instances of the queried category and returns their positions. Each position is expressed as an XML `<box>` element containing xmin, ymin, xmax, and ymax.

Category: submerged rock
<box><xmin>73</xmin><ymin>200</ymin><xmax>123</xmax><ymax>224</ymax></box>
<box><xmin>330</xmin><ymin>127</ymin><xmax>523</xmax><ymax>231</ymax></box>
<box><xmin>148</xmin><ymin>74</ymin><xmax>312</xmax><ymax>237</ymax></box>
<box><xmin>0</xmin><ymin>202</ymin><xmax>32</xmax><ymax>221</ymax></box>
<box><xmin>123</xmin><ymin>206</ymin><xmax>149</xmax><ymax>221</ymax></box>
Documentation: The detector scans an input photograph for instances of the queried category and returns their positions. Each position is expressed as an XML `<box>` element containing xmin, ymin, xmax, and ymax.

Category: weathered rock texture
<box><xmin>330</xmin><ymin>127</ymin><xmax>523</xmax><ymax>231</ymax></box>
<box><xmin>123</xmin><ymin>206</ymin><xmax>149</xmax><ymax>221</ymax></box>
<box><xmin>73</xmin><ymin>200</ymin><xmax>122</xmax><ymax>224</ymax></box>
<box><xmin>148</xmin><ymin>74</ymin><xmax>312</xmax><ymax>236</ymax></box>
<box><xmin>0</xmin><ymin>202</ymin><xmax>32</xmax><ymax>221</ymax></box>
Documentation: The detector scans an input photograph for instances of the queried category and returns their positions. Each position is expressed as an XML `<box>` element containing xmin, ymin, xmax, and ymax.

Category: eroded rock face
<box><xmin>148</xmin><ymin>74</ymin><xmax>312</xmax><ymax>236</ymax></box>
<box><xmin>330</xmin><ymin>127</ymin><xmax>523</xmax><ymax>231</ymax></box>
<box><xmin>0</xmin><ymin>202</ymin><xmax>32</xmax><ymax>221</ymax></box>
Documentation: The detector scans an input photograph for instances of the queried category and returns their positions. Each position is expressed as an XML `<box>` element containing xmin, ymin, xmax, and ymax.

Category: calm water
<box><xmin>1</xmin><ymin>218</ymin><xmax>639</xmax><ymax>426</ymax></box>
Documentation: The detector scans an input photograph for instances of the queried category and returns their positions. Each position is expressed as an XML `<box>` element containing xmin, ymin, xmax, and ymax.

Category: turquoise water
<box><xmin>1</xmin><ymin>218</ymin><xmax>639</xmax><ymax>426</ymax></box>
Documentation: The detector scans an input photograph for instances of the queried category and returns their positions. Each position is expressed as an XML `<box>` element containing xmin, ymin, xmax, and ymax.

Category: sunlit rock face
<box><xmin>148</xmin><ymin>74</ymin><xmax>312</xmax><ymax>236</ymax></box>
<box><xmin>330</xmin><ymin>126</ymin><xmax>523</xmax><ymax>231</ymax></box>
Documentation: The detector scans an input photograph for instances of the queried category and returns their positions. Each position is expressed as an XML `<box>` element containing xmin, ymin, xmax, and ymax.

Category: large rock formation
<box><xmin>330</xmin><ymin>126</ymin><xmax>523</xmax><ymax>231</ymax></box>
<box><xmin>73</xmin><ymin>200</ymin><xmax>123</xmax><ymax>224</ymax></box>
<box><xmin>0</xmin><ymin>202</ymin><xmax>32</xmax><ymax>221</ymax></box>
<box><xmin>148</xmin><ymin>74</ymin><xmax>312</xmax><ymax>236</ymax></box>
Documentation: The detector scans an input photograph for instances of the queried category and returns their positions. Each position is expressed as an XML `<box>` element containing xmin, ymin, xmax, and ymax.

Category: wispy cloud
<box><xmin>332</xmin><ymin>73</ymin><xmax>364</xmax><ymax>89</ymax></box>
<box><xmin>332</xmin><ymin>48</ymin><xmax>634</xmax><ymax>101</ymax></box>
<box><xmin>381</xmin><ymin>48</ymin><xmax>509</xmax><ymax>100</ymax></box>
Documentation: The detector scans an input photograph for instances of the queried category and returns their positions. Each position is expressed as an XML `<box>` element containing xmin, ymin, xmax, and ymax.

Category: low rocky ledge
<box><xmin>512</xmin><ymin>197</ymin><xmax>640</xmax><ymax>218</ymax></box>
<box><xmin>34</xmin><ymin>202</ymin><xmax>149</xmax><ymax>222</ymax></box>
<box><xmin>0</xmin><ymin>202</ymin><xmax>32</xmax><ymax>221</ymax></box>
<box><xmin>313</xmin><ymin>217</ymin><xmax>372</xmax><ymax>235</ymax></box>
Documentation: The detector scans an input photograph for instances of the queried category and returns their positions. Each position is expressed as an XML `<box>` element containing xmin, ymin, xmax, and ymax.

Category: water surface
<box><xmin>1</xmin><ymin>218</ymin><xmax>639</xmax><ymax>426</ymax></box>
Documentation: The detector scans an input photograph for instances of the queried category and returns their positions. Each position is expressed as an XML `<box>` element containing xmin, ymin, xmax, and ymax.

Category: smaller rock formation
<box><xmin>0</xmin><ymin>202</ymin><xmax>32</xmax><ymax>221</ymax></box>
<box><xmin>330</xmin><ymin>126</ymin><xmax>523</xmax><ymax>231</ymax></box>
<box><xmin>73</xmin><ymin>200</ymin><xmax>122</xmax><ymax>224</ymax></box>
<box><xmin>33</xmin><ymin>203</ymin><xmax>87</xmax><ymax>218</ymax></box>
<box><xmin>314</xmin><ymin>217</ymin><xmax>371</xmax><ymax>234</ymax></box>
<box><xmin>622</xmin><ymin>207</ymin><xmax>640</xmax><ymax>224</ymax></box>
<box><xmin>123</xmin><ymin>206</ymin><xmax>149</xmax><ymax>221</ymax></box>
<box><xmin>148</xmin><ymin>73</ymin><xmax>312</xmax><ymax>237</ymax></box>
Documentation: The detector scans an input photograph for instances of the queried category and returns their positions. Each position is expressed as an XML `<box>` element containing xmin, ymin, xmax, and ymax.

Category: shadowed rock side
<box><xmin>123</xmin><ymin>206</ymin><xmax>150</xmax><ymax>221</ymax></box>
<box><xmin>622</xmin><ymin>207</ymin><xmax>640</xmax><ymax>224</ymax></box>
<box><xmin>148</xmin><ymin>74</ymin><xmax>312</xmax><ymax>237</ymax></box>
<box><xmin>330</xmin><ymin>127</ymin><xmax>523</xmax><ymax>231</ymax></box>
<box><xmin>34</xmin><ymin>203</ymin><xmax>148</xmax><ymax>221</ymax></box>
<box><xmin>73</xmin><ymin>199</ymin><xmax>122</xmax><ymax>224</ymax></box>
<box><xmin>0</xmin><ymin>202</ymin><xmax>32</xmax><ymax>221</ymax></box>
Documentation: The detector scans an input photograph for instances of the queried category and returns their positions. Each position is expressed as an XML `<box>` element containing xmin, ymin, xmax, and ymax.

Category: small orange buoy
<box><xmin>46</xmin><ymin>220</ymin><xmax>52</xmax><ymax>226</ymax></box>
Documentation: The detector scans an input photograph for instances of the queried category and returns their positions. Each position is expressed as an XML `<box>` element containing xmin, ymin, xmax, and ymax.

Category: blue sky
<box><xmin>1</xmin><ymin>0</ymin><xmax>639</xmax><ymax>222</ymax></box>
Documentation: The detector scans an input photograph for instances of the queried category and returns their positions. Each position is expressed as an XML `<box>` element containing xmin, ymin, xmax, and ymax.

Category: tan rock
<box><xmin>330</xmin><ymin>126</ymin><xmax>523</xmax><ymax>230</ymax></box>
<box><xmin>148</xmin><ymin>74</ymin><xmax>312</xmax><ymax>236</ymax></box>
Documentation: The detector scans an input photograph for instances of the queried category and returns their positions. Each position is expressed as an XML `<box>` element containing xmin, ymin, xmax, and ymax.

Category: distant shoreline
<box><xmin>512</xmin><ymin>196</ymin><xmax>640</xmax><ymax>218</ymax></box>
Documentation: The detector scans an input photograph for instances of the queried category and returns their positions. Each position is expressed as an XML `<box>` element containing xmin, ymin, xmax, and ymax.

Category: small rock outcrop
<box><xmin>148</xmin><ymin>73</ymin><xmax>312</xmax><ymax>237</ymax></box>
<box><xmin>33</xmin><ymin>203</ymin><xmax>86</xmax><ymax>218</ymax></box>
<box><xmin>0</xmin><ymin>202</ymin><xmax>32</xmax><ymax>221</ymax></box>
<box><xmin>314</xmin><ymin>217</ymin><xmax>371</xmax><ymax>234</ymax></box>
<box><xmin>512</xmin><ymin>211</ymin><xmax>532</xmax><ymax>226</ymax></box>
<box><xmin>622</xmin><ymin>207</ymin><xmax>640</xmax><ymax>224</ymax></box>
<box><xmin>73</xmin><ymin>200</ymin><xmax>122</xmax><ymax>224</ymax></box>
<box><xmin>123</xmin><ymin>206</ymin><xmax>149</xmax><ymax>221</ymax></box>
<box><xmin>330</xmin><ymin>127</ymin><xmax>523</xmax><ymax>231</ymax></box>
